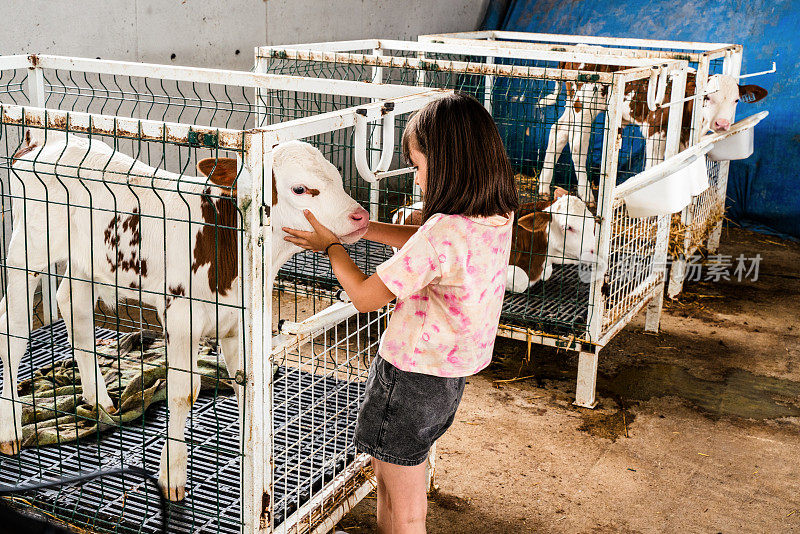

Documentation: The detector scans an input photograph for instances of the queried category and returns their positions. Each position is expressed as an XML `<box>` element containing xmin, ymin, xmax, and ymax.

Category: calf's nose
<box><xmin>713</xmin><ymin>119</ymin><xmax>731</xmax><ymax>131</ymax></box>
<box><xmin>350</xmin><ymin>207</ymin><xmax>369</xmax><ymax>223</ymax></box>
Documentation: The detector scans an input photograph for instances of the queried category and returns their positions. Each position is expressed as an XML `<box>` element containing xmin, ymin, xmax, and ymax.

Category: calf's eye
<box><xmin>291</xmin><ymin>185</ymin><xmax>307</xmax><ymax>195</ymax></box>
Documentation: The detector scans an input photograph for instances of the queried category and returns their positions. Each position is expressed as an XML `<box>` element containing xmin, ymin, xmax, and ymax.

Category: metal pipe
<box><xmin>647</xmin><ymin>67</ymin><xmax>669</xmax><ymax>111</ymax></box>
<box><xmin>375</xmin><ymin>166</ymin><xmax>416</xmax><ymax>179</ymax></box>
<box><xmin>420</xmin><ymin>31</ymin><xmax>736</xmax><ymax>52</ymax></box>
<box><xmin>354</xmin><ymin>111</ymin><xmax>395</xmax><ymax>184</ymax></box>
<box><xmin>738</xmin><ymin>61</ymin><xmax>776</xmax><ymax>79</ymax></box>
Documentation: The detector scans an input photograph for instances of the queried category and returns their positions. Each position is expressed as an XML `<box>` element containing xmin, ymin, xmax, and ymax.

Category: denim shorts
<box><xmin>354</xmin><ymin>355</ymin><xmax>466</xmax><ymax>466</ymax></box>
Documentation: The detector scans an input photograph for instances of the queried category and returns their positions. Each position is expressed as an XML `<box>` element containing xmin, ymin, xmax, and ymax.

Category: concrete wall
<box><xmin>264</xmin><ymin>0</ymin><xmax>489</xmax><ymax>46</ymax></box>
<box><xmin>2</xmin><ymin>0</ymin><xmax>488</xmax><ymax>70</ymax></box>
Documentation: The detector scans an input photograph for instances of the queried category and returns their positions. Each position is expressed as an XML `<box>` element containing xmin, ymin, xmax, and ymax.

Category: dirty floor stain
<box><xmin>601</xmin><ymin>362</ymin><xmax>800</xmax><ymax>420</ymax></box>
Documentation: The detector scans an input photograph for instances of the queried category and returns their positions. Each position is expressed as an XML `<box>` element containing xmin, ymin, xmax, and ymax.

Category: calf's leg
<box><xmin>539</xmin><ymin>111</ymin><xmax>572</xmax><ymax>197</ymax></box>
<box><xmin>57</xmin><ymin>277</ymin><xmax>114</xmax><ymax>414</ymax></box>
<box><xmin>159</xmin><ymin>306</ymin><xmax>202</xmax><ymax>501</ymax></box>
<box><xmin>0</xmin><ymin>269</ymin><xmax>40</xmax><ymax>455</ymax></box>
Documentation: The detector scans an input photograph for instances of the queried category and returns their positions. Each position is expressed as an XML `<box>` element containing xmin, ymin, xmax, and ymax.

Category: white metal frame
<box><xmin>254</xmin><ymin>40</ymin><xmax>701</xmax><ymax>410</ymax></box>
<box><xmin>419</xmin><ymin>31</ymin><xmax>747</xmax><ymax>299</ymax></box>
<box><xmin>0</xmin><ymin>53</ymin><xmax>448</xmax><ymax>534</ymax></box>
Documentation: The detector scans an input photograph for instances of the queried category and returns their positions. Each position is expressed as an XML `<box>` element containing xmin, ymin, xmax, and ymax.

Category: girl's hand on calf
<box><xmin>283</xmin><ymin>210</ymin><xmax>340</xmax><ymax>252</ymax></box>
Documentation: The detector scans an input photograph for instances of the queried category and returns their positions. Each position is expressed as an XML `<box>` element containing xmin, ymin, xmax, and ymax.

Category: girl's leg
<box><xmin>372</xmin><ymin>457</ymin><xmax>428</xmax><ymax>534</ymax></box>
<box><xmin>372</xmin><ymin>458</ymin><xmax>392</xmax><ymax>534</ymax></box>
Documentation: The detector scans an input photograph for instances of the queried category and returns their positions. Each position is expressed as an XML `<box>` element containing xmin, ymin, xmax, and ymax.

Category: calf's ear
<box><xmin>738</xmin><ymin>84</ymin><xmax>768</xmax><ymax>103</ymax></box>
<box><xmin>517</xmin><ymin>213</ymin><xmax>537</xmax><ymax>233</ymax></box>
<box><xmin>518</xmin><ymin>212</ymin><xmax>553</xmax><ymax>234</ymax></box>
<box><xmin>404</xmin><ymin>210</ymin><xmax>423</xmax><ymax>226</ymax></box>
<box><xmin>553</xmin><ymin>187</ymin><xmax>569</xmax><ymax>199</ymax></box>
<box><xmin>197</xmin><ymin>158</ymin><xmax>239</xmax><ymax>195</ymax></box>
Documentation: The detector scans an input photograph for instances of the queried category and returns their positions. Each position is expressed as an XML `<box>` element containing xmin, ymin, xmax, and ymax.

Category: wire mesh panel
<box><xmin>0</xmin><ymin>54</ymin><xmax>445</xmax><ymax>533</ymax></box>
<box><xmin>256</xmin><ymin>41</ymin><xmax>686</xmax><ymax>346</ymax></box>
<box><xmin>0</xmin><ymin>112</ymin><xmax>249</xmax><ymax>533</ymax></box>
<box><xmin>418</xmin><ymin>32</ymin><xmax>748</xmax><ymax>297</ymax></box>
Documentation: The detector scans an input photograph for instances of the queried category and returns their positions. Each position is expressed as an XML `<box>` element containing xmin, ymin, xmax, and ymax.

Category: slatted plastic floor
<box><xmin>279</xmin><ymin>240</ymin><xmax>593</xmax><ymax>335</ymax></box>
<box><xmin>0</xmin><ymin>321</ymin><xmax>363</xmax><ymax>533</ymax></box>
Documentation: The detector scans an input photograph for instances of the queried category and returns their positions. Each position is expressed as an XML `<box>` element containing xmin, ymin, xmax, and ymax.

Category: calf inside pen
<box><xmin>0</xmin><ymin>131</ymin><xmax>369</xmax><ymax>501</ymax></box>
<box><xmin>536</xmin><ymin>50</ymin><xmax>768</xmax><ymax>204</ymax></box>
<box><xmin>507</xmin><ymin>188</ymin><xmax>602</xmax><ymax>292</ymax></box>
<box><xmin>393</xmin><ymin>188</ymin><xmax>602</xmax><ymax>294</ymax></box>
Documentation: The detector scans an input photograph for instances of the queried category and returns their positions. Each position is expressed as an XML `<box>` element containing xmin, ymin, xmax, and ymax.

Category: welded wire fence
<box><xmin>0</xmin><ymin>54</ymin><xmax>441</xmax><ymax>534</ymax></box>
<box><xmin>418</xmin><ymin>32</ymin><xmax>743</xmax><ymax>297</ymax></box>
<box><xmin>256</xmin><ymin>43</ymin><xmax>685</xmax><ymax>346</ymax></box>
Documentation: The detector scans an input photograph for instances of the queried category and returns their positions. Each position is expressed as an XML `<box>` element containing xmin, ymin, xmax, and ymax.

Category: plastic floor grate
<box><xmin>0</xmin><ymin>321</ymin><xmax>364</xmax><ymax>533</ymax></box>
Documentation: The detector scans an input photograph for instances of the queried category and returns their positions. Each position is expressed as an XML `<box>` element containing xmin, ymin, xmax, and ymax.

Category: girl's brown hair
<box><xmin>402</xmin><ymin>92</ymin><xmax>519</xmax><ymax>223</ymax></box>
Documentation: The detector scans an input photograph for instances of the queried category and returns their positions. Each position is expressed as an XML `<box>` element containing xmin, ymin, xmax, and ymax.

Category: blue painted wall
<box><xmin>484</xmin><ymin>0</ymin><xmax>800</xmax><ymax>239</ymax></box>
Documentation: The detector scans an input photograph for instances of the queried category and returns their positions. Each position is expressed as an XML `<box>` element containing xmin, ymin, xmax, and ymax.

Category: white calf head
<box><xmin>272</xmin><ymin>140</ymin><xmax>369</xmax><ymax>244</ymax></box>
<box><xmin>525</xmin><ymin>189</ymin><xmax>599</xmax><ymax>265</ymax></box>
<box><xmin>511</xmin><ymin>189</ymin><xmax>603</xmax><ymax>286</ymax></box>
<box><xmin>701</xmin><ymin>74</ymin><xmax>768</xmax><ymax>133</ymax></box>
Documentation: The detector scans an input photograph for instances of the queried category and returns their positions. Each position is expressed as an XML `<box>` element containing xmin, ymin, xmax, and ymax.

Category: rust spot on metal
<box><xmin>51</xmin><ymin>115</ymin><xmax>67</xmax><ymax>131</ymax></box>
<box><xmin>259</xmin><ymin>491</ymin><xmax>271</xmax><ymax>527</ymax></box>
<box><xmin>28</xmin><ymin>54</ymin><xmax>39</xmax><ymax>68</ymax></box>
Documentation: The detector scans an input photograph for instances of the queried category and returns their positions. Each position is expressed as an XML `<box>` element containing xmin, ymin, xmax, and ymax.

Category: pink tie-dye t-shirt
<box><xmin>376</xmin><ymin>212</ymin><xmax>514</xmax><ymax>377</ymax></box>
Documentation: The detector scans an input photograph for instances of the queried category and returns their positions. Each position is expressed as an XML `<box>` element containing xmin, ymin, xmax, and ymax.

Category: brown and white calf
<box><xmin>0</xmin><ymin>132</ymin><xmax>369</xmax><ymax>500</ymax></box>
<box><xmin>536</xmin><ymin>52</ymin><xmax>768</xmax><ymax>204</ymax></box>
<box><xmin>392</xmin><ymin>189</ymin><xmax>601</xmax><ymax>294</ymax></box>
<box><xmin>506</xmin><ymin>188</ymin><xmax>602</xmax><ymax>292</ymax></box>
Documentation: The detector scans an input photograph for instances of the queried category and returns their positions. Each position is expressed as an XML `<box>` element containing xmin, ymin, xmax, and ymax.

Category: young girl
<box><xmin>283</xmin><ymin>93</ymin><xmax>519</xmax><ymax>534</ymax></box>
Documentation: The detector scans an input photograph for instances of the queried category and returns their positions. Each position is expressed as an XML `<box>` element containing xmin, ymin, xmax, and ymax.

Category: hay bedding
<box><xmin>16</xmin><ymin>331</ymin><xmax>231</xmax><ymax>448</ymax></box>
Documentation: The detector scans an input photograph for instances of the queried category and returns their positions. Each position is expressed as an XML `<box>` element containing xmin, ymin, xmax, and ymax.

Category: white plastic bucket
<box><xmin>687</xmin><ymin>156</ymin><xmax>710</xmax><ymax>196</ymax></box>
<box><xmin>624</xmin><ymin>164</ymin><xmax>693</xmax><ymax>218</ymax></box>
<box><xmin>707</xmin><ymin>127</ymin><xmax>755</xmax><ymax>161</ymax></box>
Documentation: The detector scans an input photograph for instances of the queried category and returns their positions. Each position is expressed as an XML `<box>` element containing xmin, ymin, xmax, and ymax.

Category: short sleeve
<box><xmin>376</xmin><ymin>230</ymin><xmax>442</xmax><ymax>300</ymax></box>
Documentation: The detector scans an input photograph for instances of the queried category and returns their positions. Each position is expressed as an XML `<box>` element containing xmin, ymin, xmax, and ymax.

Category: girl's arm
<box><xmin>283</xmin><ymin>211</ymin><xmax>396</xmax><ymax>313</ymax></box>
<box><xmin>362</xmin><ymin>220</ymin><xmax>419</xmax><ymax>249</ymax></box>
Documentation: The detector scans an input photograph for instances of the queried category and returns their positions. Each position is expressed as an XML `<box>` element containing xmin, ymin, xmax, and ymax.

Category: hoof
<box><xmin>0</xmin><ymin>440</ymin><xmax>20</xmax><ymax>456</ymax></box>
<box><xmin>162</xmin><ymin>484</ymin><xmax>186</xmax><ymax>502</ymax></box>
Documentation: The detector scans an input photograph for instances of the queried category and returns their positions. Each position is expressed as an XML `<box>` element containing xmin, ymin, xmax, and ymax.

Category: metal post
<box><xmin>575</xmin><ymin>350</ymin><xmax>599</xmax><ymax>408</ymax></box>
<box><xmin>26</xmin><ymin>65</ymin><xmax>59</xmax><ymax>325</ymax></box>
<box><xmin>578</xmin><ymin>76</ymin><xmax>625</xmax><ymax>408</ymax></box>
<box><xmin>708</xmin><ymin>49</ymin><xmax>743</xmax><ymax>254</ymax></box>
<box><xmin>242</xmin><ymin>132</ymin><xmax>271</xmax><ymax>533</ymax></box>
<box><xmin>484</xmin><ymin>35</ymin><xmax>495</xmax><ymax>115</ymax></box>
<box><xmin>254</xmin><ymin>55</ymin><xmax>268</xmax><ymax>128</ymax></box>
<box><xmin>669</xmin><ymin>56</ymin><xmax>712</xmax><ymax>299</ymax></box>
<box><xmin>412</xmin><ymin>51</ymin><xmax>426</xmax><ymax>201</ymax></box>
<box><xmin>646</xmin><ymin>66</ymin><xmax>687</xmax><ymax>331</ymax></box>
<box><xmin>426</xmin><ymin>443</ymin><xmax>437</xmax><ymax>492</ymax></box>
<box><xmin>369</xmin><ymin>48</ymin><xmax>383</xmax><ymax>220</ymax></box>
